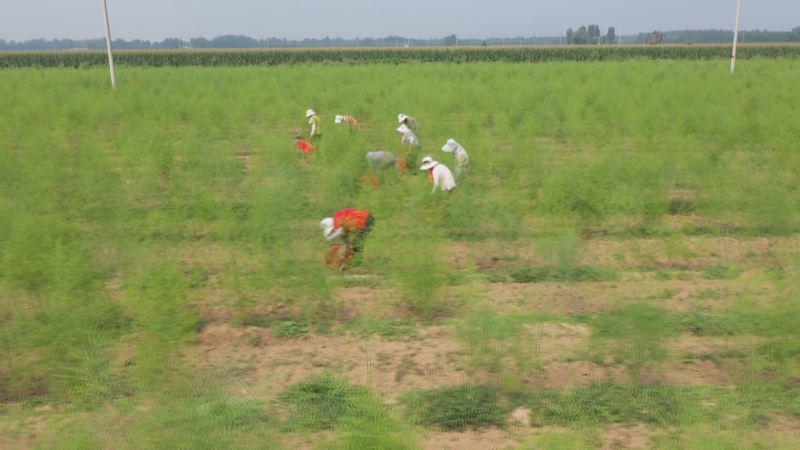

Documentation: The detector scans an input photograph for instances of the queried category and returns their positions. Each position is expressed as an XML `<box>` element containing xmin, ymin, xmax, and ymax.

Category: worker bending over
<box><xmin>420</xmin><ymin>156</ymin><xmax>456</xmax><ymax>194</ymax></box>
<box><xmin>320</xmin><ymin>209</ymin><xmax>375</xmax><ymax>269</ymax></box>
<box><xmin>398</xmin><ymin>113</ymin><xmax>421</xmax><ymax>131</ymax></box>
<box><xmin>335</xmin><ymin>115</ymin><xmax>359</xmax><ymax>130</ymax></box>
<box><xmin>441</xmin><ymin>139</ymin><xmax>470</xmax><ymax>177</ymax></box>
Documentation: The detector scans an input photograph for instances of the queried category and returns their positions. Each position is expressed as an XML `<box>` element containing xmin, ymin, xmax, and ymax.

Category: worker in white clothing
<box><xmin>397</xmin><ymin>124</ymin><xmax>420</xmax><ymax>147</ymax></box>
<box><xmin>420</xmin><ymin>156</ymin><xmax>456</xmax><ymax>194</ymax></box>
<box><xmin>441</xmin><ymin>139</ymin><xmax>470</xmax><ymax>177</ymax></box>
<box><xmin>397</xmin><ymin>124</ymin><xmax>421</xmax><ymax>174</ymax></box>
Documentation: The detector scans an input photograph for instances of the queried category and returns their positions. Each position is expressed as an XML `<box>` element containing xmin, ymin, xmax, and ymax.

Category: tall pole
<box><xmin>731</xmin><ymin>0</ymin><xmax>742</xmax><ymax>74</ymax></box>
<box><xmin>102</xmin><ymin>0</ymin><xmax>117</xmax><ymax>88</ymax></box>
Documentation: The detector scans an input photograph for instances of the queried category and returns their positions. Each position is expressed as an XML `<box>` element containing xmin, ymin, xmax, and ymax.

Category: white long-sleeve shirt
<box><xmin>401</xmin><ymin>129</ymin><xmax>420</xmax><ymax>147</ymax></box>
<box><xmin>431</xmin><ymin>164</ymin><xmax>456</xmax><ymax>193</ymax></box>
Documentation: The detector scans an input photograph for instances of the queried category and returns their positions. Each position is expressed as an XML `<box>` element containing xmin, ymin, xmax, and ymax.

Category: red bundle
<box><xmin>297</xmin><ymin>140</ymin><xmax>315</xmax><ymax>154</ymax></box>
<box><xmin>325</xmin><ymin>244</ymin><xmax>354</xmax><ymax>268</ymax></box>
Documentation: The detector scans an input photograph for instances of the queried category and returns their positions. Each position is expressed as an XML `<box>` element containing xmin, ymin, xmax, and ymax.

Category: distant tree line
<box><xmin>1</xmin><ymin>27</ymin><xmax>798</xmax><ymax>51</ymax></box>
<box><xmin>565</xmin><ymin>27</ymin><xmax>800</xmax><ymax>45</ymax></box>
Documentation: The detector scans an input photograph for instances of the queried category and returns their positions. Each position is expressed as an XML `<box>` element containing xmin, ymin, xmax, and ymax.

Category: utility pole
<box><xmin>731</xmin><ymin>0</ymin><xmax>742</xmax><ymax>74</ymax></box>
<box><xmin>102</xmin><ymin>0</ymin><xmax>117</xmax><ymax>88</ymax></box>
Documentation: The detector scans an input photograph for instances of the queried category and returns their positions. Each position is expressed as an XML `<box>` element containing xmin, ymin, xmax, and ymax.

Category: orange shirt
<box><xmin>333</xmin><ymin>209</ymin><xmax>371</xmax><ymax>233</ymax></box>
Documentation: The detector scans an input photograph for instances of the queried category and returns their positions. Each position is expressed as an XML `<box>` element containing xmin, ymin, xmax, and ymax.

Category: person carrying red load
<box><xmin>320</xmin><ymin>209</ymin><xmax>375</xmax><ymax>270</ymax></box>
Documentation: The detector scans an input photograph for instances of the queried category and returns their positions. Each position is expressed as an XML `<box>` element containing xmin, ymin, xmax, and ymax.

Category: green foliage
<box><xmin>526</xmin><ymin>383</ymin><xmax>697</xmax><ymax>427</ymax></box>
<box><xmin>509</xmin><ymin>265</ymin><xmax>617</xmax><ymax>283</ymax></box>
<box><xmin>344</xmin><ymin>318</ymin><xmax>417</xmax><ymax>339</ymax></box>
<box><xmin>401</xmin><ymin>384</ymin><xmax>506</xmax><ymax>431</ymax></box>
<box><xmin>2</xmin><ymin>45</ymin><xmax>800</xmax><ymax>68</ymax></box>
<box><xmin>133</xmin><ymin>396</ymin><xmax>276</xmax><ymax>450</ymax></box>
<box><xmin>280</xmin><ymin>373</ymin><xmax>417</xmax><ymax>448</ymax></box>
<box><xmin>273</xmin><ymin>320</ymin><xmax>308</xmax><ymax>339</ymax></box>
<box><xmin>702</xmin><ymin>265</ymin><xmax>743</xmax><ymax>280</ymax></box>
<box><xmin>279</xmin><ymin>373</ymin><xmax>371</xmax><ymax>431</ymax></box>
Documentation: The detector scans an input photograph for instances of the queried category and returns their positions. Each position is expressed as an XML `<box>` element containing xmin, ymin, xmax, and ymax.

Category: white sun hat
<box><xmin>398</xmin><ymin>114</ymin><xmax>407</xmax><ymax>123</ymax></box>
<box><xmin>441</xmin><ymin>139</ymin><xmax>461</xmax><ymax>153</ymax></box>
<box><xmin>335</xmin><ymin>115</ymin><xmax>344</xmax><ymax>124</ymax></box>
<box><xmin>397</xmin><ymin>124</ymin><xmax>410</xmax><ymax>134</ymax></box>
<box><xmin>306</xmin><ymin>109</ymin><xmax>316</xmax><ymax>117</ymax></box>
<box><xmin>420</xmin><ymin>156</ymin><xmax>438</xmax><ymax>171</ymax></box>
<box><xmin>320</xmin><ymin>218</ymin><xmax>334</xmax><ymax>238</ymax></box>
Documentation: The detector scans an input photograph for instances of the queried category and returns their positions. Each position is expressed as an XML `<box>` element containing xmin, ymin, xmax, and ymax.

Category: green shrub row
<box><xmin>2</xmin><ymin>44</ymin><xmax>800</xmax><ymax>68</ymax></box>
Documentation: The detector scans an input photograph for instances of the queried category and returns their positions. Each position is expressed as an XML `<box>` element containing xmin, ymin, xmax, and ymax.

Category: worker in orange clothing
<box><xmin>320</xmin><ymin>209</ymin><xmax>375</xmax><ymax>270</ymax></box>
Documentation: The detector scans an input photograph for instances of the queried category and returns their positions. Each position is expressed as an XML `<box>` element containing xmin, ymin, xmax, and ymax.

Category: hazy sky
<box><xmin>2</xmin><ymin>0</ymin><xmax>798</xmax><ymax>41</ymax></box>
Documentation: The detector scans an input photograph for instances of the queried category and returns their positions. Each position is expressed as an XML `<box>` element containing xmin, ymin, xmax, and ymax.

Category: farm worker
<box><xmin>441</xmin><ymin>139</ymin><xmax>470</xmax><ymax>177</ymax></box>
<box><xmin>320</xmin><ymin>209</ymin><xmax>376</xmax><ymax>268</ymax></box>
<box><xmin>398</xmin><ymin>113</ymin><xmax>421</xmax><ymax>131</ymax></box>
<box><xmin>335</xmin><ymin>115</ymin><xmax>359</xmax><ymax>130</ymax></box>
<box><xmin>420</xmin><ymin>156</ymin><xmax>456</xmax><ymax>194</ymax></box>
<box><xmin>306</xmin><ymin>109</ymin><xmax>322</xmax><ymax>141</ymax></box>
<box><xmin>397</xmin><ymin>124</ymin><xmax>421</xmax><ymax>174</ymax></box>
<box><xmin>397</xmin><ymin>124</ymin><xmax>420</xmax><ymax>147</ymax></box>
<box><xmin>366</xmin><ymin>151</ymin><xmax>396</xmax><ymax>171</ymax></box>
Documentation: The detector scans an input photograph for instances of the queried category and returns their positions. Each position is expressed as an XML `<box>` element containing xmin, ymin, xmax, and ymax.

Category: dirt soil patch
<box><xmin>480</xmin><ymin>279</ymin><xmax>760</xmax><ymax>316</ymax></box>
<box><xmin>478</xmin><ymin>283</ymin><xmax>614</xmax><ymax>316</ymax></box>
<box><xmin>198</xmin><ymin>323</ymin><xmax>468</xmax><ymax>398</ymax></box>
<box><xmin>600</xmin><ymin>424</ymin><xmax>652</xmax><ymax>450</ymax></box>
<box><xmin>421</xmin><ymin>428</ymin><xmax>522</xmax><ymax>450</ymax></box>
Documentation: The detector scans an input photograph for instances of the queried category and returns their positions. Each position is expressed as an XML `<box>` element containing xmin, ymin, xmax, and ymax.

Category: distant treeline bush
<box><xmin>1</xmin><ymin>28</ymin><xmax>798</xmax><ymax>51</ymax></box>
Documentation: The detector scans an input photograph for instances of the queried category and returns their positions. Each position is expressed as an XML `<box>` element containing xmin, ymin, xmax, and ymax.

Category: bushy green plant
<box><xmin>279</xmin><ymin>373</ymin><xmax>371</xmax><ymax>431</ymax></box>
<box><xmin>401</xmin><ymin>384</ymin><xmax>506</xmax><ymax>431</ymax></box>
<box><xmin>526</xmin><ymin>383</ymin><xmax>696</xmax><ymax>427</ymax></box>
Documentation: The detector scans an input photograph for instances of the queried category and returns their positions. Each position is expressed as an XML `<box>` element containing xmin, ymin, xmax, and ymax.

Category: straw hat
<box><xmin>420</xmin><ymin>156</ymin><xmax>438</xmax><ymax>171</ymax></box>
<box><xmin>320</xmin><ymin>218</ymin><xmax>335</xmax><ymax>238</ymax></box>
<box><xmin>306</xmin><ymin>109</ymin><xmax>316</xmax><ymax>117</ymax></box>
<box><xmin>442</xmin><ymin>139</ymin><xmax>461</xmax><ymax>153</ymax></box>
<box><xmin>335</xmin><ymin>115</ymin><xmax>344</xmax><ymax>123</ymax></box>
<box><xmin>397</xmin><ymin>124</ymin><xmax>410</xmax><ymax>134</ymax></box>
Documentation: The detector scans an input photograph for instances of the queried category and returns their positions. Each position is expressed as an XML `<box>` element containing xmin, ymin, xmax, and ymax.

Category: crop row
<box><xmin>1</xmin><ymin>45</ymin><xmax>800</xmax><ymax>68</ymax></box>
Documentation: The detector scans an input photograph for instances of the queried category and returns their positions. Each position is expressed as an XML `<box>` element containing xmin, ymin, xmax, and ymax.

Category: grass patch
<box><xmin>702</xmin><ymin>265</ymin><xmax>743</xmax><ymax>280</ymax></box>
<box><xmin>509</xmin><ymin>266</ymin><xmax>617</xmax><ymax>283</ymax></box>
<box><xmin>524</xmin><ymin>383</ymin><xmax>698</xmax><ymax>427</ymax></box>
<box><xmin>278</xmin><ymin>373</ymin><xmax>372</xmax><ymax>431</ymax></box>
<box><xmin>344</xmin><ymin>318</ymin><xmax>417</xmax><ymax>339</ymax></box>
<box><xmin>280</xmin><ymin>373</ymin><xmax>416</xmax><ymax>448</ymax></box>
<box><xmin>401</xmin><ymin>384</ymin><xmax>506</xmax><ymax>431</ymax></box>
<box><xmin>272</xmin><ymin>320</ymin><xmax>309</xmax><ymax>339</ymax></box>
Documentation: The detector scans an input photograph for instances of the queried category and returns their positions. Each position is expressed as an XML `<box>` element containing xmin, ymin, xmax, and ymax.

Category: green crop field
<box><xmin>2</xmin><ymin>44</ymin><xmax>800</xmax><ymax>68</ymax></box>
<box><xmin>1</xmin><ymin>59</ymin><xmax>800</xmax><ymax>449</ymax></box>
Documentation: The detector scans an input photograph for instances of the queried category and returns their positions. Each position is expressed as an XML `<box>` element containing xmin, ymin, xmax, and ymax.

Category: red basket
<box><xmin>297</xmin><ymin>140</ymin><xmax>315</xmax><ymax>154</ymax></box>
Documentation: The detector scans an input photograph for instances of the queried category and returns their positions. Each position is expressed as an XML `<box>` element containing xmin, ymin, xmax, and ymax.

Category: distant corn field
<box><xmin>2</xmin><ymin>44</ymin><xmax>800</xmax><ymax>68</ymax></box>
